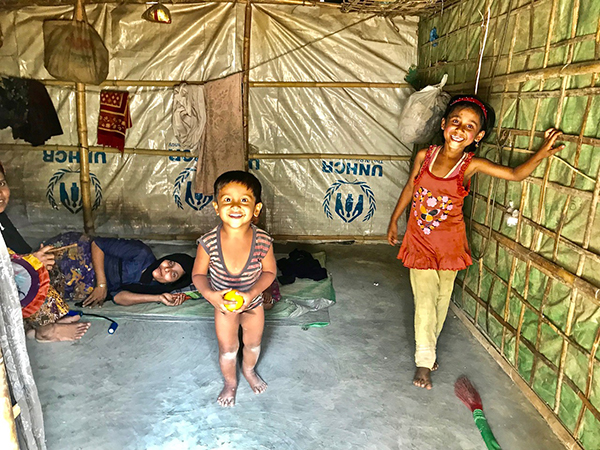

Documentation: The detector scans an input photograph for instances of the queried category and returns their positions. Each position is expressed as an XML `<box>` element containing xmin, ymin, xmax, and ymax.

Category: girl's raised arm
<box><xmin>467</xmin><ymin>128</ymin><xmax>564</xmax><ymax>182</ymax></box>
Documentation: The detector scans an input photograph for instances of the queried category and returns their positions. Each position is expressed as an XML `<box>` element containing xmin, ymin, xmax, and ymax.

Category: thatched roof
<box><xmin>0</xmin><ymin>0</ymin><xmax>457</xmax><ymax>17</ymax></box>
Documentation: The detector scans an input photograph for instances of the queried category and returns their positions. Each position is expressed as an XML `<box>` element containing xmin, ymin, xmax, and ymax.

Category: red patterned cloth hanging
<box><xmin>97</xmin><ymin>90</ymin><xmax>132</xmax><ymax>153</ymax></box>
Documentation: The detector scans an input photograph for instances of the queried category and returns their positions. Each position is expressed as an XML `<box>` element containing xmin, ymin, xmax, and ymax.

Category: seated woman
<box><xmin>0</xmin><ymin>161</ymin><xmax>90</xmax><ymax>342</ymax></box>
<box><xmin>47</xmin><ymin>233</ymin><xmax>195</xmax><ymax>308</ymax></box>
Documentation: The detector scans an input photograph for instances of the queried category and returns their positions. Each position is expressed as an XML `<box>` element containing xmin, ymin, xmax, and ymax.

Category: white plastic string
<box><xmin>474</xmin><ymin>5</ymin><xmax>491</xmax><ymax>95</ymax></box>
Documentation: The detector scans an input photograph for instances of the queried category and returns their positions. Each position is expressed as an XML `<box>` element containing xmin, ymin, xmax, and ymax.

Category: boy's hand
<box><xmin>205</xmin><ymin>289</ymin><xmax>234</xmax><ymax>313</ymax></box>
<box><xmin>538</xmin><ymin>128</ymin><xmax>565</xmax><ymax>158</ymax></box>
<box><xmin>230</xmin><ymin>291</ymin><xmax>254</xmax><ymax>314</ymax></box>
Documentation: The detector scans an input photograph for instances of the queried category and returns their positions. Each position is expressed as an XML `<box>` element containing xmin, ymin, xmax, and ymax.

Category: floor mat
<box><xmin>71</xmin><ymin>252</ymin><xmax>336</xmax><ymax>328</ymax></box>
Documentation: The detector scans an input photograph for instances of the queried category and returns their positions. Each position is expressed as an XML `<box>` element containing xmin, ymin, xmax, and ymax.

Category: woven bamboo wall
<box><xmin>417</xmin><ymin>0</ymin><xmax>600</xmax><ymax>447</ymax></box>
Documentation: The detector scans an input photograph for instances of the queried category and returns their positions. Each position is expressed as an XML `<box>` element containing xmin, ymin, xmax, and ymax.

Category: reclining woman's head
<box><xmin>122</xmin><ymin>253</ymin><xmax>195</xmax><ymax>295</ymax></box>
<box><xmin>150</xmin><ymin>253</ymin><xmax>195</xmax><ymax>285</ymax></box>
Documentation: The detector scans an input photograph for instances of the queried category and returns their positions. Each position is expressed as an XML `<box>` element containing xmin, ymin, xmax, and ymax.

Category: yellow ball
<box><xmin>223</xmin><ymin>290</ymin><xmax>244</xmax><ymax>311</ymax></box>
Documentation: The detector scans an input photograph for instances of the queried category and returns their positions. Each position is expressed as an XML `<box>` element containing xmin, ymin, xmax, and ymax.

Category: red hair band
<box><xmin>450</xmin><ymin>96</ymin><xmax>488</xmax><ymax>120</ymax></box>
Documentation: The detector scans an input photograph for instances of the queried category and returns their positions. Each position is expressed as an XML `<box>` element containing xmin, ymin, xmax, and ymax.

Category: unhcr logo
<box><xmin>323</xmin><ymin>180</ymin><xmax>376</xmax><ymax>223</ymax></box>
<box><xmin>46</xmin><ymin>169</ymin><xmax>102</xmax><ymax>214</ymax></box>
<box><xmin>173</xmin><ymin>167</ymin><xmax>213</xmax><ymax>211</ymax></box>
<box><xmin>322</xmin><ymin>160</ymin><xmax>383</xmax><ymax>177</ymax></box>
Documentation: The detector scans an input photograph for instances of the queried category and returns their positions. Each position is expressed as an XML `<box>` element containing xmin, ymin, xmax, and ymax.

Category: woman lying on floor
<box><xmin>46</xmin><ymin>232</ymin><xmax>195</xmax><ymax>308</ymax></box>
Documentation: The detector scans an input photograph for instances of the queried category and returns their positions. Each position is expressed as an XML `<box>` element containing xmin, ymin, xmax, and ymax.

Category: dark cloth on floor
<box><xmin>0</xmin><ymin>77</ymin><xmax>63</xmax><ymax>146</ymax></box>
<box><xmin>277</xmin><ymin>249</ymin><xmax>328</xmax><ymax>285</ymax></box>
<box><xmin>0</xmin><ymin>211</ymin><xmax>33</xmax><ymax>254</ymax></box>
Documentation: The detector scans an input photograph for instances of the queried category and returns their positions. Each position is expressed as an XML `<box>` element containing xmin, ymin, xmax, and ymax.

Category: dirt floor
<box><xmin>26</xmin><ymin>242</ymin><xmax>566</xmax><ymax>450</ymax></box>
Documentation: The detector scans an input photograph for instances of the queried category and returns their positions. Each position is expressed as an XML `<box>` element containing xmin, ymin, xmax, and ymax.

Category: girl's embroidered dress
<box><xmin>398</xmin><ymin>145</ymin><xmax>474</xmax><ymax>271</ymax></box>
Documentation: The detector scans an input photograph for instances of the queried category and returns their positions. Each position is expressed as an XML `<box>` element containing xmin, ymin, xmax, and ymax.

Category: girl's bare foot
<box><xmin>217</xmin><ymin>383</ymin><xmax>237</xmax><ymax>407</ymax></box>
<box><xmin>242</xmin><ymin>368</ymin><xmax>268</xmax><ymax>394</ymax></box>
<box><xmin>413</xmin><ymin>367</ymin><xmax>432</xmax><ymax>390</ymax></box>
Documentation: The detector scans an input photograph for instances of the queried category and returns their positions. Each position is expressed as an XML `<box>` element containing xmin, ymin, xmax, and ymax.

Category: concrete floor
<box><xmin>26</xmin><ymin>243</ymin><xmax>565</xmax><ymax>450</ymax></box>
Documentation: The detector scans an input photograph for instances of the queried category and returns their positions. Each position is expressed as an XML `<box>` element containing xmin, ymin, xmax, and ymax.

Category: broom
<box><xmin>454</xmin><ymin>376</ymin><xmax>502</xmax><ymax>450</ymax></box>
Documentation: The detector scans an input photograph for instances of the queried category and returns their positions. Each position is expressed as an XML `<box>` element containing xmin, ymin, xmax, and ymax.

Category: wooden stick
<box><xmin>47</xmin><ymin>243</ymin><xmax>78</xmax><ymax>254</ymax></box>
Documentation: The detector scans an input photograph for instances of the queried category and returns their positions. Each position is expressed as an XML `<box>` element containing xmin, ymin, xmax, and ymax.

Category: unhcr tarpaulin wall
<box><xmin>0</xmin><ymin>3</ymin><xmax>416</xmax><ymax>239</ymax></box>
<box><xmin>418</xmin><ymin>0</ymin><xmax>600</xmax><ymax>447</ymax></box>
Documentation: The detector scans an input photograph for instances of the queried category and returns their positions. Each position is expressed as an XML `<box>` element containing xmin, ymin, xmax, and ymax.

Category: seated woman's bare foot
<box><xmin>217</xmin><ymin>383</ymin><xmax>237</xmax><ymax>407</ymax></box>
<box><xmin>35</xmin><ymin>322</ymin><xmax>90</xmax><ymax>342</ymax></box>
<box><xmin>432</xmin><ymin>361</ymin><xmax>439</xmax><ymax>371</ymax></box>
<box><xmin>413</xmin><ymin>367</ymin><xmax>432</xmax><ymax>390</ymax></box>
<box><xmin>242</xmin><ymin>368</ymin><xmax>268</xmax><ymax>394</ymax></box>
<box><xmin>57</xmin><ymin>315</ymin><xmax>81</xmax><ymax>324</ymax></box>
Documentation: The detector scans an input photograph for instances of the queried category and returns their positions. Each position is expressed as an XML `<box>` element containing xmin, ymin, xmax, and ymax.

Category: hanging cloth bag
<box><xmin>398</xmin><ymin>74</ymin><xmax>451</xmax><ymax>144</ymax></box>
<box><xmin>43</xmin><ymin>2</ymin><xmax>109</xmax><ymax>85</ymax></box>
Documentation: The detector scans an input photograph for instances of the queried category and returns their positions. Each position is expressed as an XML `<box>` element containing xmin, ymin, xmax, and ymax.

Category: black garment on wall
<box><xmin>0</xmin><ymin>77</ymin><xmax>63</xmax><ymax>146</ymax></box>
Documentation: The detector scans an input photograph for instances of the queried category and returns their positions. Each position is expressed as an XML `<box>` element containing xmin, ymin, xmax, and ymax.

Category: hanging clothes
<box><xmin>172</xmin><ymin>82</ymin><xmax>206</xmax><ymax>157</ymax></box>
<box><xmin>97</xmin><ymin>90</ymin><xmax>132</xmax><ymax>153</ymax></box>
<box><xmin>194</xmin><ymin>72</ymin><xmax>245</xmax><ymax>194</ymax></box>
<box><xmin>0</xmin><ymin>77</ymin><xmax>63</xmax><ymax>146</ymax></box>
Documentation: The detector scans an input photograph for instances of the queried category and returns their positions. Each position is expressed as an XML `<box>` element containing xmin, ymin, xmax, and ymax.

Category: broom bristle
<box><xmin>455</xmin><ymin>376</ymin><xmax>483</xmax><ymax>412</ymax></box>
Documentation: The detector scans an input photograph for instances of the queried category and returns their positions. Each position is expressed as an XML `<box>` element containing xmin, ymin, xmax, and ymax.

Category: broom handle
<box><xmin>473</xmin><ymin>409</ymin><xmax>501</xmax><ymax>450</ymax></box>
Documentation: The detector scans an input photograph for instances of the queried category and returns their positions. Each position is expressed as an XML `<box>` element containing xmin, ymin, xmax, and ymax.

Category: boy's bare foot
<box><xmin>242</xmin><ymin>368</ymin><xmax>268</xmax><ymax>394</ymax></box>
<box><xmin>413</xmin><ymin>367</ymin><xmax>432</xmax><ymax>390</ymax></box>
<box><xmin>33</xmin><ymin>320</ymin><xmax>90</xmax><ymax>343</ymax></box>
<box><xmin>217</xmin><ymin>383</ymin><xmax>237</xmax><ymax>407</ymax></box>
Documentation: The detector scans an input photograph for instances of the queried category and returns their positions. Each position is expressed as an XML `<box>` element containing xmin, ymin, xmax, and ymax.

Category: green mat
<box><xmin>72</xmin><ymin>252</ymin><xmax>336</xmax><ymax>328</ymax></box>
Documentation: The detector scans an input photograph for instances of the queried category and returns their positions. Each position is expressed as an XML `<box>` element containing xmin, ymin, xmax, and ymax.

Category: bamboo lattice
<box><xmin>418</xmin><ymin>0</ymin><xmax>600</xmax><ymax>447</ymax></box>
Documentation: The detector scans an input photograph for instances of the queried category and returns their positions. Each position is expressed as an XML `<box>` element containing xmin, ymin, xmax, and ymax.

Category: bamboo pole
<box><xmin>242</xmin><ymin>0</ymin><xmax>252</xmax><ymax>170</ymax></box>
<box><xmin>0</xmin><ymin>352</ymin><xmax>18</xmax><ymax>450</ymax></box>
<box><xmin>445</xmin><ymin>60</ymin><xmax>600</xmax><ymax>92</ymax></box>
<box><xmin>74</xmin><ymin>0</ymin><xmax>94</xmax><ymax>234</ymax></box>
<box><xmin>419</xmin><ymin>33</ymin><xmax>597</xmax><ymax>72</ymax></box>
<box><xmin>0</xmin><ymin>143</ymin><xmax>412</xmax><ymax>162</ymax></box>
<box><xmin>248</xmin><ymin>153</ymin><xmax>412</xmax><ymax>161</ymax></box>
<box><xmin>471</xmin><ymin>222</ymin><xmax>600</xmax><ymax>304</ymax></box>
<box><xmin>43</xmin><ymin>80</ymin><xmax>412</xmax><ymax>89</ymax></box>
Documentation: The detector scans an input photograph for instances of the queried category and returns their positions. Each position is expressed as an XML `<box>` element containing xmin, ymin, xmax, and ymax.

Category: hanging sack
<box><xmin>398</xmin><ymin>74</ymin><xmax>451</xmax><ymax>144</ymax></box>
<box><xmin>43</xmin><ymin>5</ymin><xmax>109</xmax><ymax>85</ymax></box>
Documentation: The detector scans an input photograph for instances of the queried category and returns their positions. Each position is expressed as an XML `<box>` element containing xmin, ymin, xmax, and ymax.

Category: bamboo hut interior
<box><xmin>0</xmin><ymin>0</ymin><xmax>599</xmax><ymax>448</ymax></box>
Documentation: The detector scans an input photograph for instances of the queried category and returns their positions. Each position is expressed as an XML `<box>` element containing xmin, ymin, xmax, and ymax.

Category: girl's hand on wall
<box><xmin>537</xmin><ymin>128</ymin><xmax>565</xmax><ymax>158</ymax></box>
<box><xmin>83</xmin><ymin>286</ymin><xmax>107</xmax><ymax>307</ymax></box>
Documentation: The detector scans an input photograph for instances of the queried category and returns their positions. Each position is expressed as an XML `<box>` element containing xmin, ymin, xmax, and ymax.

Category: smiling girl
<box><xmin>387</xmin><ymin>95</ymin><xmax>565</xmax><ymax>390</ymax></box>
